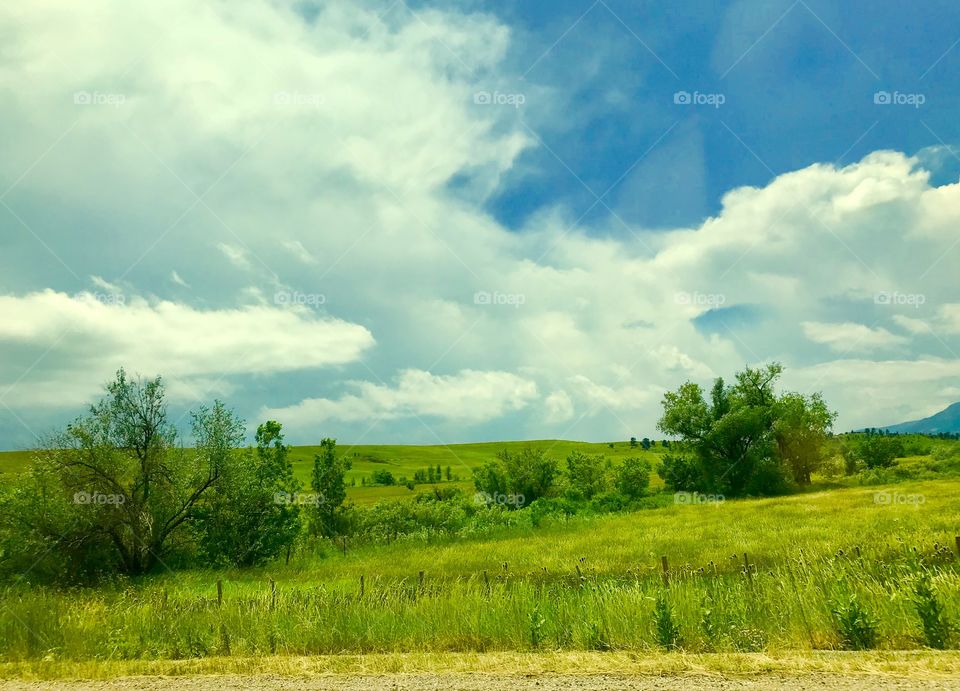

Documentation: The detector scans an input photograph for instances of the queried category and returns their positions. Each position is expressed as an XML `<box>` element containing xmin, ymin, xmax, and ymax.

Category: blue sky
<box><xmin>2</xmin><ymin>0</ymin><xmax>960</xmax><ymax>449</ymax></box>
<box><xmin>480</xmin><ymin>0</ymin><xmax>960</xmax><ymax>229</ymax></box>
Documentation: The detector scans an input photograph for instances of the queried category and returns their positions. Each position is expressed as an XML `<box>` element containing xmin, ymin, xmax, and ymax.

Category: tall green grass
<box><xmin>1</xmin><ymin>479</ymin><xmax>957</xmax><ymax>661</ymax></box>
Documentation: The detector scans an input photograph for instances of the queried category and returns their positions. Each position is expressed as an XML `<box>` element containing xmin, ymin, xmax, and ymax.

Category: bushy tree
<box><xmin>774</xmin><ymin>393</ymin><xmax>836</xmax><ymax>484</ymax></box>
<box><xmin>473</xmin><ymin>447</ymin><xmax>560</xmax><ymax>508</ymax></box>
<box><xmin>565</xmin><ymin>451</ymin><xmax>609</xmax><ymax>499</ymax></box>
<box><xmin>615</xmin><ymin>457</ymin><xmax>651</xmax><ymax>499</ymax></box>
<box><xmin>657</xmin><ymin>364</ymin><xmax>834</xmax><ymax>496</ymax></box>
<box><xmin>198</xmin><ymin>419</ymin><xmax>301</xmax><ymax>567</ymax></box>
<box><xmin>370</xmin><ymin>469</ymin><xmax>396</xmax><ymax>486</ymax></box>
<box><xmin>657</xmin><ymin>453</ymin><xmax>701</xmax><ymax>492</ymax></box>
<box><xmin>0</xmin><ymin>370</ymin><xmax>231</xmax><ymax>579</ymax></box>
<box><xmin>310</xmin><ymin>438</ymin><xmax>352</xmax><ymax>537</ymax></box>
<box><xmin>857</xmin><ymin>435</ymin><xmax>903</xmax><ymax>469</ymax></box>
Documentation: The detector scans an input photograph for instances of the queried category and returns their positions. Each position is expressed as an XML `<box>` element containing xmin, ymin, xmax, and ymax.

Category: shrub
<box><xmin>653</xmin><ymin>593</ymin><xmax>681</xmax><ymax>649</ymax></box>
<box><xmin>913</xmin><ymin>572</ymin><xmax>952</xmax><ymax>649</ymax></box>
<box><xmin>473</xmin><ymin>447</ymin><xmax>560</xmax><ymax>508</ymax></box>
<box><xmin>657</xmin><ymin>454</ymin><xmax>700</xmax><ymax>492</ymax></box>
<box><xmin>858</xmin><ymin>436</ymin><xmax>903</xmax><ymax>469</ymax></box>
<box><xmin>528</xmin><ymin>496</ymin><xmax>580</xmax><ymax>527</ymax></box>
<box><xmin>831</xmin><ymin>593</ymin><xmax>879</xmax><ymax>650</ymax></box>
<box><xmin>566</xmin><ymin>451</ymin><xmax>609</xmax><ymax>499</ymax></box>
<box><xmin>588</xmin><ymin>491</ymin><xmax>629</xmax><ymax>513</ymax></box>
<box><xmin>615</xmin><ymin>457</ymin><xmax>651</xmax><ymax>499</ymax></box>
<box><xmin>369</xmin><ymin>469</ymin><xmax>396</xmax><ymax>486</ymax></box>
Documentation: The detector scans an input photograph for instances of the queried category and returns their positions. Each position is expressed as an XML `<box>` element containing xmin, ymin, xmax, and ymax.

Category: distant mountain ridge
<box><xmin>881</xmin><ymin>402</ymin><xmax>960</xmax><ymax>434</ymax></box>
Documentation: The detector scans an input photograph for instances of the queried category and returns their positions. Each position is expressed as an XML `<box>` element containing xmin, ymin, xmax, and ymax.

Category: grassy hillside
<box><xmin>0</xmin><ymin>451</ymin><xmax>32</xmax><ymax>476</ymax></box>
<box><xmin>0</xmin><ymin>440</ymin><xmax>668</xmax><ymax>505</ymax></box>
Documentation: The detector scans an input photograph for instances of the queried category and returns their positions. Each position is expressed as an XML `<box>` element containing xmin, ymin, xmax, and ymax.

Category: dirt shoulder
<box><xmin>2</xmin><ymin>652</ymin><xmax>959</xmax><ymax>688</ymax></box>
<box><xmin>1</xmin><ymin>672</ymin><xmax>959</xmax><ymax>690</ymax></box>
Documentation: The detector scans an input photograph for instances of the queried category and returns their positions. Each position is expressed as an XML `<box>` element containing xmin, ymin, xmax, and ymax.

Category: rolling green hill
<box><xmin>0</xmin><ymin>440</ymin><xmax>668</xmax><ymax>505</ymax></box>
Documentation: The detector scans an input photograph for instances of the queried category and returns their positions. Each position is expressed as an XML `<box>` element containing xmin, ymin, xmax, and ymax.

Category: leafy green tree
<box><xmin>0</xmin><ymin>370</ymin><xmax>229</xmax><ymax>578</ymax></box>
<box><xmin>566</xmin><ymin>451</ymin><xmax>609</xmax><ymax>499</ymax></box>
<box><xmin>657</xmin><ymin>453</ymin><xmax>701</xmax><ymax>492</ymax></box>
<box><xmin>370</xmin><ymin>469</ymin><xmax>396</xmax><ymax>485</ymax></box>
<box><xmin>198</xmin><ymin>419</ymin><xmax>301</xmax><ymax>567</ymax></box>
<box><xmin>310</xmin><ymin>438</ymin><xmax>352</xmax><ymax>537</ymax></box>
<box><xmin>857</xmin><ymin>435</ymin><xmax>903</xmax><ymax>469</ymax></box>
<box><xmin>473</xmin><ymin>447</ymin><xmax>559</xmax><ymax>508</ymax></box>
<box><xmin>657</xmin><ymin>363</ymin><xmax>834</xmax><ymax>496</ymax></box>
<box><xmin>774</xmin><ymin>393</ymin><xmax>836</xmax><ymax>484</ymax></box>
<box><xmin>615</xmin><ymin>457</ymin><xmax>651</xmax><ymax>499</ymax></box>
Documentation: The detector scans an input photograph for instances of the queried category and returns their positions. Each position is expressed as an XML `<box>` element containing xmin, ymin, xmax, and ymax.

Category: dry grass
<box><xmin>3</xmin><ymin>651</ymin><xmax>960</xmax><ymax>681</ymax></box>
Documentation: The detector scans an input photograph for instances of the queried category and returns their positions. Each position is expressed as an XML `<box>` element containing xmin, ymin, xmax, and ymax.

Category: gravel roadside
<box><xmin>2</xmin><ymin>674</ymin><xmax>958</xmax><ymax>690</ymax></box>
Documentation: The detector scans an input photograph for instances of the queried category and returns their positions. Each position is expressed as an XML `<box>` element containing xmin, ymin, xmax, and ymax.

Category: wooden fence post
<box><xmin>743</xmin><ymin>553</ymin><xmax>753</xmax><ymax>584</ymax></box>
<box><xmin>270</xmin><ymin>577</ymin><xmax>276</xmax><ymax>610</ymax></box>
<box><xmin>359</xmin><ymin>575</ymin><xmax>365</xmax><ymax>599</ymax></box>
<box><xmin>955</xmin><ymin>535</ymin><xmax>960</xmax><ymax>560</ymax></box>
<box><xmin>418</xmin><ymin>570</ymin><xmax>425</xmax><ymax>592</ymax></box>
<box><xmin>660</xmin><ymin>556</ymin><xmax>669</xmax><ymax>585</ymax></box>
<box><xmin>216</xmin><ymin>578</ymin><xmax>223</xmax><ymax>607</ymax></box>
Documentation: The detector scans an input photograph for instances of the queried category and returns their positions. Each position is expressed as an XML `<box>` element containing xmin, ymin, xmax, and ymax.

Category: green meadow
<box><xmin>319</xmin><ymin>440</ymin><xmax>667</xmax><ymax>504</ymax></box>
<box><xmin>0</xmin><ymin>441</ymin><xmax>668</xmax><ymax>506</ymax></box>
<box><xmin>2</xmin><ymin>435</ymin><xmax>959</xmax><ymax>676</ymax></box>
<box><xmin>0</xmin><ymin>473</ymin><xmax>958</xmax><ymax>662</ymax></box>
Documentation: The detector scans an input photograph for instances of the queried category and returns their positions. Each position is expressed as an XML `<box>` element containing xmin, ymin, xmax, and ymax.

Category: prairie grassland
<box><xmin>0</xmin><ymin>452</ymin><xmax>31</xmax><ymax>477</ymax></box>
<box><xmin>0</xmin><ymin>441</ymin><xmax>667</xmax><ymax>506</ymax></box>
<box><xmin>1</xmin><ymin>479</ymin><xmax>957</xmax><ymax>662</ymax></box>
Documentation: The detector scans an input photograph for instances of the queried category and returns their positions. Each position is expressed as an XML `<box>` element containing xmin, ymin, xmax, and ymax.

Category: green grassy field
<box><xmin>0</xmin><ymin>451</ymin><xmax>32</xmax><ymax>476</ymax></box>
<box><xmin>2</xmin><ymin>437</ymin><xmax>958</xmax><ymax>675</ymax></box>
<box><xmin>1</xmin><ymin>440</ymin><xmax>667</xmax><ymax>505</ymax></box>
<box><xmin>1</xmin><ymin>477</ymin><xmax>957</xmax><ymax>662</ymax></box>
